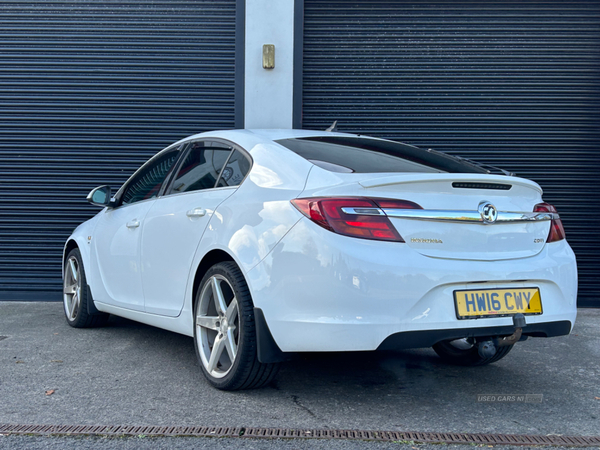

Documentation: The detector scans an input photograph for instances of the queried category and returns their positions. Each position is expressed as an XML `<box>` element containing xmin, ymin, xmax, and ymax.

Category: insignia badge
<box><xmin>478</xmin><ymin>201</ymin><xmax>498</xmax><ymax>224</ymax></box>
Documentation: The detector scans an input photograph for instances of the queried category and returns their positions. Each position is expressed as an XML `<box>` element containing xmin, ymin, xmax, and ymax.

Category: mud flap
<box><xmin>254</xmin><ymin>307</ymin><xmax>294</xmax><ymax>363</ymax></box>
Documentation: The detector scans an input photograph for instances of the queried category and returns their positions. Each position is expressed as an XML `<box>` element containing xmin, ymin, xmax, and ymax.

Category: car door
<box><xmin>140</xmin><ymin>141</ymin><xmax>251</xmax><ymax>316</ymax></box>
<box><xmin>89</xmin><ymin>146</ymin><xmax>181</xmax><ymax>311</ymax></box>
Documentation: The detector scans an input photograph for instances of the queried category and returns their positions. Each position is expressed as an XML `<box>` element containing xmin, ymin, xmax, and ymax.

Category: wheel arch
<box><xmin>63</xmin><ymin>239</ymin><xmax>79</xmax><ymax>262</ymax></box>
<box><xmin>191</xmin><ymin>249</ymin><xmax>236</xmax><ymax>315</ymax></box>
<box><xmin>62</xmin><ymin>237</ymin><xmax>89</xmax><ymax>279</ymax></box>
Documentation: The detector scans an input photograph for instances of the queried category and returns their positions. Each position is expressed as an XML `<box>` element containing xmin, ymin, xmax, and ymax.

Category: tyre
<box><xmin>432</xmin><ymin>338</ymin><xmax>513</xmax><ymax>366</ymax></box>
<box><xmin>63</xmin><ymin>248</ymin><xmax>109</xmax><ymax>328</ymax></box>
<box><xmin>193</xmin><ymin>261</ymin><xmax>279</xmax><ymax>390</ymax></box>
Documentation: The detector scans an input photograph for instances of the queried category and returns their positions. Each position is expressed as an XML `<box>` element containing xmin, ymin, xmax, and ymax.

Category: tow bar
<box><xmin>477</xmin><ymin>313</ymin><xmax>527</xmax><ymax>359</ymax></box>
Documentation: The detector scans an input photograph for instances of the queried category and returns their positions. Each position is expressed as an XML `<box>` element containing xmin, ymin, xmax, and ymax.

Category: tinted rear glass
<box><xmin>170</xmin><ymin>141</ymin><xmax>231</xmax><ymax>194</ymax></box>
<box><xmin>276</xmin><ymin>136</ymin><xmax>487</xmax><ymax>174</ymax></box>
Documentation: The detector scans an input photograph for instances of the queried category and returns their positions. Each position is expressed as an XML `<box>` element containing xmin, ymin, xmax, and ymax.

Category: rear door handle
<box><xmin>186</xmin><ymin>208</ymin><xmax>206</xmax><ymax>218</ymax></box>
<box><xmin>126</xmin><ymin>219</ymin><xmax>140</xmax><ymax>229</ymax></box>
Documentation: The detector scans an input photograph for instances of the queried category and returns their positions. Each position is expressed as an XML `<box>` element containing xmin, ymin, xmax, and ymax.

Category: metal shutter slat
<box><xmin>302</xmin><ymin>0</ymin><xmax>600</xmax><ymax>307</ymax></box>
<box><xmin>0</xmin><ymin>0</ymin><xmax>236</xmax><ymax>300</ymax></box>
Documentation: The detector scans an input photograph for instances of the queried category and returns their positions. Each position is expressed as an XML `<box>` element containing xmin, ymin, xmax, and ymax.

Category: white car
<box><xmin>63</xmin><ymin>129</ymin><xmax>578</xmax><ymax>390</ymax></box>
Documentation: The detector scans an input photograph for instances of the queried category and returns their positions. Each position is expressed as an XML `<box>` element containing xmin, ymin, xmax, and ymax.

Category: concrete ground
<box><xmin>0</xmin><ymin>302</ymin><xmax>598</xmax><ymax>443</ymax></box>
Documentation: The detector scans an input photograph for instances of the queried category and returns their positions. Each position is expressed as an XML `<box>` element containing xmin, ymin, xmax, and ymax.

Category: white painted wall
<box><xmin>244</xmin><ymin>0</ymin><xmax>295</xmax><ymax>129</ymax></box>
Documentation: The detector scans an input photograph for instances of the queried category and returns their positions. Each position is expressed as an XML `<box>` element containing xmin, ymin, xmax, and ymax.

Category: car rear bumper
<box><xmin>247</xmin><ymin>218</ymin><xmax>578</xmax><ymax>352</ymax></box>
<box><xmin>377</xmin><ymin>320</ymin><xmax>572</xmax><ymax>351</ymax></box>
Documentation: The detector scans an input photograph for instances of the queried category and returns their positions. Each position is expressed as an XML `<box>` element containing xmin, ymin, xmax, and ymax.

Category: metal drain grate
<box><xmin>0</xmin><ymin>424</ymin><xmax>599</xmax><ymax>447</ymax></box>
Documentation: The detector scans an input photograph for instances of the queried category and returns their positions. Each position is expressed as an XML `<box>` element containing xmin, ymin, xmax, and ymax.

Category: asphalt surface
<box><xmin>0</xmin><ymin>436</ymin><xmax>597</xmax><ymax>450</ymax></box>
<box><xmin>0</xmin><ymin>302</ymin><xmax>599</xmax><ymax>444</ymax></box>
<box><xmin>0</xmin><ymin>436</ymin><xmax>590</xmax><ymax>450</ymax></box>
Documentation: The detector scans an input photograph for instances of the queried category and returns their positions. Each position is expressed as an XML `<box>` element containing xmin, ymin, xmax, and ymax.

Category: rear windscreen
<box><xmin>276</xmin><ymin>136</ymin><xmax>487</xmax><ymax>174</ymax></box>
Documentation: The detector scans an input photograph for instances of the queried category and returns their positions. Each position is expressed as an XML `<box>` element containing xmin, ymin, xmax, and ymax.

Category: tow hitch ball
<box><xmin>477</xmin><ymin>314</ymin><xmax>527</xmax><ymax>359</ymax></box>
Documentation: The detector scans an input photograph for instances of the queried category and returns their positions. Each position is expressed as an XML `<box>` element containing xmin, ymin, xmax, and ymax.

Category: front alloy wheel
<box><xmin>63</xmin><ymin>248</ymin><xmax>109</xmax><ymax>328</ymax></box>
<box><xmin>193</xmin><ymin>262</ymin><xmax>279</xmax><ymax>390</ymax></box>
<box><xmin>64</xmin><ymin>254</ymin><xmax>82</xmax><ymax>322</ymax></box>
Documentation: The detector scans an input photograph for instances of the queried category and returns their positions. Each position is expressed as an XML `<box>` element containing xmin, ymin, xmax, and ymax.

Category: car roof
<box><xmin>170</xmin><ymin>129</ymin><xmax>364</xmax><ymax>149</ymax></box>
<box><xmin>246</xmin><ymin>129</ymin><xmax>356</xmax><ymax>140</ymax></box>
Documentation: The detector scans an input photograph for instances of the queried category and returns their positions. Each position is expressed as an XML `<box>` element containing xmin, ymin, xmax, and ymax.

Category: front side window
<box><xmin>169</xmin><ymin>141</ymin><xmax>232</xmax><ymax>194</ymax></box>
<box><xmin>121</xmin><ymin>148</ymin><xmax>180</xmax><ymax>205</ymax></box>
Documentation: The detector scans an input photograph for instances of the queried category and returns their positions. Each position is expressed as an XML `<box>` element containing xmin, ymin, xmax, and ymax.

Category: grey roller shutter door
<box><xmin>0</xmin><ymin>1</ymin><xmax>238</xmax><ymax>300</ymax></box>
<box><xmin>302</xmin><ymin>1</ymin><xmax>600</xmax><ymax>307</ymax></box>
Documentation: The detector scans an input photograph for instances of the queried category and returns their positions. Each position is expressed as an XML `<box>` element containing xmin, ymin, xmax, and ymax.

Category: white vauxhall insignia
<box><xmin>63</xmin><ymin>129</ymin><xmax>578</xmax><ymax>390</ymax></box>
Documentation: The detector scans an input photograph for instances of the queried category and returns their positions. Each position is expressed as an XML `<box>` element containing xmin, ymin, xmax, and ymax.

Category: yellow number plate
<box><xmin>454</xmin><ymin>287</ymin><xmax>542</xmax><ymax>319</ymax></box>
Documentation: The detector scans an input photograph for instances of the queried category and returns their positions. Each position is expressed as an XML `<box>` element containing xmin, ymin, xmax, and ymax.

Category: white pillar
<box><xmin>244</xmin><ymin>0</ymin><xmax>295</xmax><ymax>129</ymax></box>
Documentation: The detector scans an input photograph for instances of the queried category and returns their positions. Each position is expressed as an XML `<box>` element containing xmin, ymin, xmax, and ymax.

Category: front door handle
<box><xmin>186</xmin><ymin>208</ymin><xmax>206</xmax><ymax>218</ymax></box>
<box><xmin>126</xmin><ymin>219</ymin><xmax>140</xmax><ymax>229</ymax></box>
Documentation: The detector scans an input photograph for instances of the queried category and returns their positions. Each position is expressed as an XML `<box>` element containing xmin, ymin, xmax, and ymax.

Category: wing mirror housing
<box><xmin>87</xmin><ymin>185</ymin><xmax>113</xmax><ymax>207</ymax></box>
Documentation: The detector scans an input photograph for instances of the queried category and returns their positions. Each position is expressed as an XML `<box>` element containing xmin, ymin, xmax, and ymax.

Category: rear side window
<box><xmin>170</xmin><ymin>141</ymin><xmax>232</xmax><ymax>194</ymax></box>
<box><xmin>217</xmin><ymin>150</ymin><xmax>251</xmax><ymax>187</ymax></box>
<box><xmin>276</xmin><ymin>136</ymin><xmax>488</xmax><ymax>174</ymax></box>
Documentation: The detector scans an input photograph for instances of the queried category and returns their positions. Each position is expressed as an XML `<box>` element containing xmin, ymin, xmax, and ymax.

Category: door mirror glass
<box><xmin>87</xmin><ymin>185</ymin><xmax>112</xmax><ymax>207</ymax></box>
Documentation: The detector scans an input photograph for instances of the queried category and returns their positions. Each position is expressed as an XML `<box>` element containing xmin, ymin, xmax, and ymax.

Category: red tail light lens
<box><xmin>291</xmin><ymin>197</ymin><xmax>422</xmax><ymax>242</ymax></box>
<box><xmin>534</xmin><ymin>202</ymin><xmax>565</xmax><ymax>243</ymax></box>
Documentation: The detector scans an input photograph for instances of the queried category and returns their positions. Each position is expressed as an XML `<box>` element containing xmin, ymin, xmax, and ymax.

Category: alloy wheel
<box><xmin>63</xmin><ymin>256</ymin><xmax>81</xmax><ymax>321</ymax></box>
<box><xmin>196</xmin><ymin>275</ymin><xmax>240</xmax><ymax>379</ymax></box>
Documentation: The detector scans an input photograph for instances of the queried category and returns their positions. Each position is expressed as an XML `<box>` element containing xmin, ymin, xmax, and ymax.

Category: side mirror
<box><xmin>86</xmin><ymin>185</ymin><xmax>112</xmax><ymax>207</ymax></box>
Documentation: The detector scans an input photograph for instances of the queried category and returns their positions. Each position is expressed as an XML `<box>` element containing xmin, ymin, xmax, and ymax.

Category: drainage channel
<box><xmin>1</xmin><ymin>424</ymin><xmax>599</xmax><ymax>447</ymax></box>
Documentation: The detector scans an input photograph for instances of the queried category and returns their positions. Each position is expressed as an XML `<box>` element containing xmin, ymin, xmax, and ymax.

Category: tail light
<box><xmin>534</xmin><ymin>203</ymin><xmax>566</xmax><ymax>242</ymax></box>
<box><xmin>291</xmin><ymin>197</ymin><xmax>422</xmax><ymax>242</ymax></box>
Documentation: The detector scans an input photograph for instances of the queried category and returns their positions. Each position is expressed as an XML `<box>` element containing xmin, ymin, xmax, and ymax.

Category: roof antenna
<box><xmin>325</xmin><ymin>120</ymin><xmax>338</xmax><ymax>132</ymax></box>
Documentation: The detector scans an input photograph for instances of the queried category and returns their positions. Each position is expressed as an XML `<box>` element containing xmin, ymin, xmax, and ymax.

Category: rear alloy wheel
<box><xmin>63</xmin><ymin>248</ymin><xmax>109</xmax><ymax>328</ymax></box>
<box><xmin>194</xmin><ymin>262</ymin><xmax>279</xmax><ymax>390</ymax></box>
<box><xmin>432</xmin><ymin>338</ymin><xmax>513</xmax><ymax>366</ymax></box>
